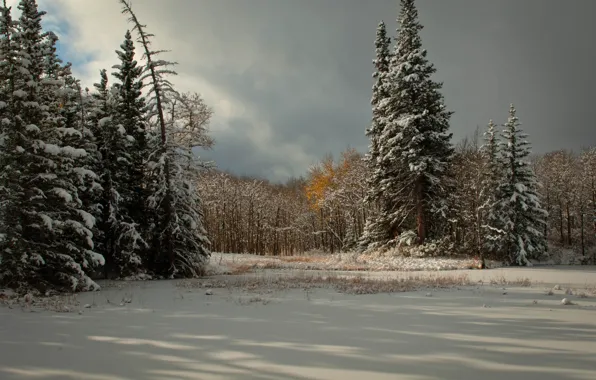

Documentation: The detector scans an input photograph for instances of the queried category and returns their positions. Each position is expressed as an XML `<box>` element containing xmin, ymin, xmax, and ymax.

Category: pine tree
<box><xmin>369</xmin><ymin>0</ymin><xmax>454</xmax><ymax>248</ymax></box>
<box><xmin>479</xmin><ymin>120</ymin><xmax>501</xmax><ymax>258</ymax></box>
<box><xmin>0</xmin><ymin>0</ymin><xmax>103</xmax><ymax>292</ymax></box>
<box><xmin>111</xmin><ymin>30</ymin><xmax>148</xmax><ymax>240</ymax></box>
<box><xmin>58</xmin><ymin>62</ymin><xmax>104</xmax><ymax>276</ymax></box>
<box><xmin>494</xmin><ymin>104</ymin><xmax>547</xmax><ymax>265</ymax></box>
<box><xmin>0</xmin><ymin>0</ymin><xmax>17</xmax><ymax>268</ymax></box>
<box><xmin>92</xmin><ymin>69</ymin><xmax>145</xmax><ymax>278</ymax></box>
<box><xmin>360</xmin><ymin>21</ymin><xmax>394</xmax><ymax>251</ymax></box>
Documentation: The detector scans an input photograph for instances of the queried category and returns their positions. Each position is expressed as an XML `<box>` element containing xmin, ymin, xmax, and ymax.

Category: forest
<box><xmin>0</xmin><ymin>0</ymin><xmax>593</xmax><ymax>294</ymax></box>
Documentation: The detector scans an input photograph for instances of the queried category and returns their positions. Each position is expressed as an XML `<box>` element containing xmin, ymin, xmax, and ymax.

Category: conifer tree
<box><xmin>0</xmin><ymin>0</ymin><xmax>103</xmax><ymax>292</ymax></box>
<box><xmin>360</xmin><ymin>21</ymin><xmax>394</xmax><ymax>250</ymax></box>
<box><xmin>0</xmin><ymin>0</ymin><xmax>17</xmax><ymax>267</ymax></box>
<box><xmin>92</xmin><ymin>69</ymin><xmax>145</xmax><ymax>278</ymax></box>
<box><xmin>120</xmin><ymin>0</ymin><xmax>212</xmax><ymax>277</ymax></box>
<box><xmin>72</xmin><ymin>81</ymin><xmax>104</xmax><ymax>276</ymax></box>
<box><xmin>493</xmin><ymin>104</ymin><xmax>547</xmax><ymax>265</ymax></box>
<box><xmin>368</xmin><ymin>0</ymin><xmax>454</xmax><ymax>248</ymax></box>
<box><xmin>112</xmin><ymin>30</ymin><xmax>148</xmax><ymax>239</ymax></box>
<box><xmin>479</xmin><ymin>120</ymin><xmax>502</xmax><ymax>258</ymax></box>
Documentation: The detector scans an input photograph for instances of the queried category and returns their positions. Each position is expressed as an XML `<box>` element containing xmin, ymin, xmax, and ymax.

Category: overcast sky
<box><xmin>10</xmin><ymin>0</ymin><xmax>596</xmax><ymax>182</ymax></box>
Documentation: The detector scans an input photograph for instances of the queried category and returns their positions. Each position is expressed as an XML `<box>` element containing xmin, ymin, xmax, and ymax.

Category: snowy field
<box><xmin>1</xmin><ymin>267</ymin><xmax>596</xmax><ymax>380</ymax></box>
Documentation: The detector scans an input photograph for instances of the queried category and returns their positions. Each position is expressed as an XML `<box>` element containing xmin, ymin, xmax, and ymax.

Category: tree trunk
<box><xmin>580</xmin><ymin>210</ymin><xmax>585</xmax><ymax>256</ymax></box>
<box><xmin>559</xmin><ymin>200</ymin><xmax>564</xmax><ymax>244</ymax></box>
<box><xmin>415</xmin><ymin>178</ymin><xmax>426</xmax><ymax>245</ymax></box>
<box><xmin>566</xmin><ymin>201</ymin><xmax>572</xmax><ymax>246</ymax></box>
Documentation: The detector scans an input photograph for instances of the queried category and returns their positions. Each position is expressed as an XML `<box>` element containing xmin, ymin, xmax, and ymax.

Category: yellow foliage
<box><xmin>305</xmin><ymin>149</ymin><xmax>359</xmax><ymax>210</ymax></box>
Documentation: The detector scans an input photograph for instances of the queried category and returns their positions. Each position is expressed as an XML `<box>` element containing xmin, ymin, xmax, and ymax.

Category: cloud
<box><xmin>6</xmin><ymin>0</ymin><xmax>596</xmax><ymax>182</ymax></box>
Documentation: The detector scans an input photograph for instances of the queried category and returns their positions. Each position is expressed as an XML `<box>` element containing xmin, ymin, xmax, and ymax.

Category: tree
<box><xmin>360</xmin><ymin>20</ymin><xmax>394</xmax><ymax>250</ymax></box>
<box><xmin>111</xmin><ymin>30</ymin><xmax>148</xmax><ymax>240</ymax></box>
<box><xmin>449</xmin><ymin>129</ymin><xmax>484</xmax><ymax>257</ymax></box>
<box><xmin>479</xmin><ymin>120</ymin><xmax>502</xmax><ymax>258</ymax></box>
<box><xmin>370</xmin><ymin>0</ymin><xmax>454</xmax><ymax>248</ymax></box>
<box><xmin>493</xmin><ymin>104</ymin><xmax>547</xmax><ymax>265</ymax></box>
<box><xmin>92</xmin><ymin>69</ymin><xmax>146</xmax><ymax>278</ymax></box>
<box><xmin>120</xmin><ymin>0</ymin><xmax>211</xmax><ymax>277</ymax></box>
<box><xmin>0</xmin><ymin>0</ymin><xmax>103</xmax><ymax>292</ymax></box>
<box><xmin>0</xmin><ymin>0</ymin><xmax>19</xmax><ymax>274</ymax></box>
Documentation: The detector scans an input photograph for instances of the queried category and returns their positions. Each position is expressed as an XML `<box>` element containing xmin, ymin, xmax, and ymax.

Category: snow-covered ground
<box><xmin>1</xmin><ymin>267</ymin><xmax>596</xmax><ymax>380</ymax></box>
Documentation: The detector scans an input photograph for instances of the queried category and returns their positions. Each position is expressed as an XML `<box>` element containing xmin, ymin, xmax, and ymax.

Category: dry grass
<box><xmin>0</xmin><ymin>292</ymin><xmax>81</xmax><ymax>313</ymax></box>
<box><xmin>210</xmin><ymin>252</ymin><xmax>496</xmax><ymax>274</ymax></box>
<box><xmin>279</xmin><ymin>256</ymin><xmax>328</xmax><ymax>263</ymax></box>
<box><xmin>228</xmin><ymin>263</ymin><xmax>256</xmax><ymax>275</ymax></box>
<box><xmin>177</xmin><ymin>273</ymin><xmax>473</xmax><ymax>295</ymax></box>
<box><xmin>488</xmin><ymin>275</ymin><xmax>533</xmax><ymax>287</ymax></box>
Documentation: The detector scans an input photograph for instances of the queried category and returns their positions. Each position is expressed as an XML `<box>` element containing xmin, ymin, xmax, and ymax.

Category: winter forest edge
<box><xmin>0</xmin><ymin>0</ymin><xmax>591</xmax><ymax>295</ymax></box>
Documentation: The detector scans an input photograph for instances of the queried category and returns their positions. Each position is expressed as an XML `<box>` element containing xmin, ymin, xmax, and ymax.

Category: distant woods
<box><xmin>199</xmin><ymin>143</ymin><xmax>596</xmax><ymax>263</ymax></box>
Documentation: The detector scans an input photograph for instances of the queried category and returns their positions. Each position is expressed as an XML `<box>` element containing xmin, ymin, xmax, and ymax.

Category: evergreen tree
<box><xmin>0</xmin><ymin>0</ymin><xmax>103</xmax><ymax>292</ymax></box>
<box><xmin>369</xmin><ymin>0</ymin><xmax>454</xmax><ymax>248</ymax></box>
<box><xmin>111</xmin><ymin>30</ymin><xmax>148</xmax><ymax>240</ymax></box>
<box><xmin>493</xmin><ymin>104</ymin><xmax>547</xmax><ymax>265</ymax></box>
<box><xmin>92</xmin><ymin>69</ymin><xmax>145</xmax><ymax>278</ymax></box>
<box><xmin>479</xmin><ymin>120</ymin><xmax>502</xmax><ymax>258</ymax></box>
<box><xmin>120</xmin><ymin>0</ymin><xmax>211</xmax><ymax>277</ymax></box>
<box><xmin>0</xmin><ymin>0</ymin><xmax>17</xmax><ymax>266</ymax></box>
<box><xmin>360</xmin><ymin>20</ymin><xmax>394</xmax><ymax>250</ymax></box>
<box><xmin>0</xmin><ymin>0</ymin><xmax>15</xmax><ymax>114</ymax></box>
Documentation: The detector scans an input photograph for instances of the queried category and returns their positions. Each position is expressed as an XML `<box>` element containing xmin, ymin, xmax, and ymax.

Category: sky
<box><xmin>6</xmin><ymin>0</ymin><xmax>596</xmax><ymax>182</ymax></box>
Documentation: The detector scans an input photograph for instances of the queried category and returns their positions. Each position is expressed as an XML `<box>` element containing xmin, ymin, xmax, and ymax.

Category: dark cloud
<box><xmin>52</xmin><ymin>0</ymin><xmax>596</xmax><ymax>181</ymax></box>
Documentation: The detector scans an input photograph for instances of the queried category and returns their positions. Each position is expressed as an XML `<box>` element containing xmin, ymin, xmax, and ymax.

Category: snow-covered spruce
<box><xmin>360</xmin><ymin>20</ymin><xmax>394</xmax><ymax>251</ymax></box>
<box><xmin>492</xmin><ymin>104</ymin><xmax>547</xmax><ymax>265</ymax></box>
<box><xmin>0</xmin><ymin>0</ymin><xmax>103</xmax><ymax>293</ymax></box>
<box><xmin>363</xmin><ymin>0</ymin><xmax>454</xmax><ymax>250</ymax></box>
<box><xmin>479</xmin><ymin>119</ymin><xmax>502</xmax><ymax>257</ymax></box>
<box><xmin>112</xmin><ymin>30</ymin><xmax>150</xmax><ymax>245</ymax></box>
<box><xmin>91</xmin><ymin>69</ymin><xmax>146</xmax><ymax>278</ymax></box>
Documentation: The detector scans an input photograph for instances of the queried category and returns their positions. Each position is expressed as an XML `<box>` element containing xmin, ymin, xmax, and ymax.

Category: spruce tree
<box><xmin>479</xmin><ymin>120</ymin><xmax>502</xmax><ymax>257</ymax></box>
<box><xmin>493</xmin><ymin>104</ymin><xmax>547</xmax><ymax>265</ymax></box>
<box><xmin>0</xmin><ymin>0</ymin><xmax>103</xmax><ymax>292</ymax></box>
<box><xmin>92</xmin><ymin>69</ymin><xmax>145</xmax><ymax>278</ymax></box>
<box><xmin>0</xmin><ymin>0</ymin><xmax>17</xmax><ymax>268</ymax></box>
<box><xmin>111</xmin><ymin>30</ymin><xmax>148</xmax><ymax>240</ymax></box>
<box><xmin>370</xmin><ymin>0</ymin><xmax>454</xmax><ymax>247</ymax></box>
<box><xmin>360</xmin><ymin>21</ymin><xmax>394</xmax><ymax>250</ymax></box>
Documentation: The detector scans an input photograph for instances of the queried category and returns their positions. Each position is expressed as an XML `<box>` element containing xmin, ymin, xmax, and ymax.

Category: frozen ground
<box><xmin>1</xmin><ymin>268</ymin><xmax>596</xmax><ymax>380</ymax></box>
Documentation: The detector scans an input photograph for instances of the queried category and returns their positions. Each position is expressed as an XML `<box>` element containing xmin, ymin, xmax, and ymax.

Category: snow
<box><xmin>52</xmin><ymin>188</ymin><xmax>73</xmax><ymax>203</ymax></box>
<box><xmin>38</xmin><ymin>213</ymin><xmax>53</xmax><ymax>230</ymax></box>
<box><xmin>1</xmin><ymin>267</ymin><xmax>596</xmax><ymax>380</ymax></box>
<box><xmin>43</xmin><ymin>143</ymin><xmax>61</xmax><ymax>155</ymax></box>
<box><xmin>25</xmin><ymin>124</ymin><xmax>40</xmax><ymax>133</ymax></box>
<box><xmin>99</xmin><ymin>117</ymin><xmax>112</xmax><ymax>127</ymax></box>
<box><xmin>12</xmin><ymin>89</ymin><xmax>27</xmax><ymax>98</ymax></box>
<box><xmin>72</xmin><ymin>167</ymin><xmax>98</xmax><ymax>179</ymax></box>
<box><xmin>61</xmin><ymin>146</ymin><xmax>87</xmax><ymax>158</ymax></box>
<box><xmin>57</xmin><ymin>127</ymin><xmax>83</xmax><ymax>138</ymax></box>
<box><xmin>77</xmin><ymin>210</ymin><xmax>96</xmax><ymax>229</ymax></box>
